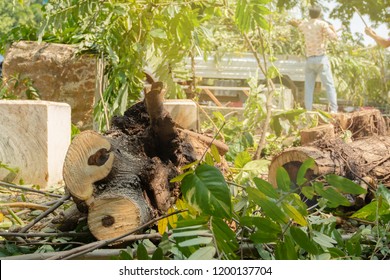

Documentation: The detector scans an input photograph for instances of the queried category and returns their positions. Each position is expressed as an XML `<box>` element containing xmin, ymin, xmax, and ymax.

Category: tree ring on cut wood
<box><xmin>63</xmin><ymin>130</ymin><xmax>115</xmax><ymax>201</ymax></box>
<box><xmin>88</xmin><ymin>197</ymin><xmax>145</xmax><ymax>240</ymax></box>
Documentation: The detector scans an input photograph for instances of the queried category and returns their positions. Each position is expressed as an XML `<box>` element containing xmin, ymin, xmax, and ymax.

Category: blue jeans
<box><xmin>304</xmin><ymin>55</ymin><xmax>338</xmax><ymax>113</ymax></box>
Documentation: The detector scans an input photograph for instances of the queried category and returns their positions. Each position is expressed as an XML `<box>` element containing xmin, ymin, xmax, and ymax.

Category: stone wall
<box><xmin>3</xmin><ymin>41</ymin><xmax>98</xmax><ymax>129</ymax></box>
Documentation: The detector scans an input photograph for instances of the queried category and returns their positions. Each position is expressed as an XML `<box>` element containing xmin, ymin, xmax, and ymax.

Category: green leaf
<box><xmin>234</xmin><ymin>151</ymin><xmax>252</xmax><ymax>168</ymax></box>
<box><xmin>314</xmin><ymin>182</ymin><xmax>351</xmax><ymax>208</ymax></box>
<box><xmin>179</xmin><ymin>237</ymin><xmax>213</xmax><ymax>247</ymax></box>
<box><xmin>188</xmin><ymin>246</ymin><xmax>216</xmax><ymax>260</ymax></box>
<box><xmin>240</xmin><ymin>216</ymin><xmax>281</xmax><ymax>233</ymax></box>
<box><xmin>151</xmin><ymin>247</ymin><xmax>164</xmax><ymax>260</ymax></box>
<box><xmin>118</xmin><ymin>250</ymin><xmax>133</xmax><ymax>260</ymax></box>
<box><xmin>170</xmin><ymin>170</ymin><xmax>193</xmax><ymax>183</ymax></box>
<box><xmin>351</xmin><ymin>200</ymin><xmax>390</xmax><ymax>222</ymax></box>
<box><xmin>150</xmin><ymin>28</ymin><xmax>167</xmax><ymax>39</ymax></box>
<box><xmin>241</xmin><ymin>216</ymin><xmax>281</xmax><ymax>243</ymax></box>
<box><xmin>212</xmin><ymin>111</ymin><xmax>225</xmax><ymax>123</ymax></box>
<box><xmin>172</xmin><ymin>229</ymin><xmax>210</xmax><ymax>238</ymax></box>
<box><xmin>312</xmin><ymin>231</ymin><xmax>337</xmax><ymax>248</ymax></box>
<box><xmin>346</xmin><ymin>231</ymin><xmax>362</xmax><ymax>256</ymax></box>
<box><xmin>181</xmin><ymin>164</ymin><xmax>232</xmax><ymax>219</ymax></box>
<box><xmin>289</xmin><ymin>227</ymin><xmax>319</xmax><ymax>255</ymax></box>
<box><xmin>253</xmin><ymin>177</ymin><xmax>279</xmax><ymax>199</ymax></box>
<box><xmin>247</xmin><ymin>187</ymin><xmax>289</xmax><ymax>224</ymax></box>
<box><xmin>275</xmin><ymin>235</ymin><xmax>297</xmax><ymax>260</ymax></box>
<box><xmin>378</xmin><ymin>184</ymin><xmax>390</xmax><ymax>205</ymax></box>
<box><xmin>136</xmin><ymin>243</ymin><xmax>149</xmax><ymax>260</ymax></box>
<box><xmin>211</xmin><ymin>217</ymin><xmax>238</xmax><ymax>259</ymax></box>
<box><xmin>175</xmin><ymin>216</ymin><xmax>209</xmax><ymax>228</ymax></box>
<box><xmin>241</xmin><ymin>160</ymin><xmax>270</xmax><ymax>176</ymax></box>
<box><xmin>327</xmin><ymin>247</ymin><xmax>346</xmax><ymax>258</ymax></box>
<box><xmin>210</xmin><ymin>144</ymin><xmax>221</xmax><ymax>163</ymax></box>
<box><xmin>266</xmin><ymin>65</ymin><xmax>280</xmax><ymax>79</ymax></box>
<box><xmin>296</xmin><ymin>158</ymin><xmax>315</xmax><ymax>186</ymax></box>
<box><xmin>250</xmin><ymin>230</ymin><xmax>279</xmax><ymax>243</ymax></box>
<box><xmin>276</xmin><ymin>167</ymin><xmax>291</xmax><ymax>192</ymax></box>
<box><xmin>301</xmin><ymin>186</ymin><xmax>315</xmax><ymax>200</ymax></box>
<box><xmin>282</xmin><ymin>203</ymin><xmax>307</xmax><ymax>226</ymax></box>
<box><xmin>325</xmin><ymin>175</ymin><xmax>367</xmax><ymax>195</ymax></box>
<box><xmin>205</xmin><ymin>153</ymin><xmax>214</xmax><ymax>166</ymax></box>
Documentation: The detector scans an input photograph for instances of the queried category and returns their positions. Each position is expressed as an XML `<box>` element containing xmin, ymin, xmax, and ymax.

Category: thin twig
<box><xmin>1</xmin><ymin>202</ymin><xmax>49</xmax><ymax>211</ymax></box>
<box><xmin>98</xmin><ymin>52</ymin><xmax>110</xmax><ymax>130</ymax></box>
<box><xmin>0</xmin><ymin>249</ymin><xmax>127</xmax><ymax>260</ymax></box>
<box><xmin>19</xmin><ymin>193</ymin><xmax>71</xmax><ymax>233</ymax></box>
<box><xmin>197</xmin><ymin>123</ymin><xmax>226</xmax><ymax>165</ymax></box>
<box><xmin>0</xmin><ymin>231</ymin><xmax>89</xmax><ymax>238</ymax></box>
<box><xmin>48</xmin><ymin>209</ymin><xmax>187</xmax><ymax>260</ymax></box>
<box><xmin>0</xmin><ymin>181</ymin><xmax>63</xmax><ymax>198</ymax></box>
<box><xmin>196</xmin><ymin>102</ymin><xmax>225</xmax><ymax>141</ymax></box>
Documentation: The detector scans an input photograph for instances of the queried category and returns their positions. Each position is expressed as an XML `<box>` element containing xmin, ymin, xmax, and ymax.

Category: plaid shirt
<box><xmin>298</xmin><ymin>19</ymin><xmax>338</xmax><ymax>57</ymax></box>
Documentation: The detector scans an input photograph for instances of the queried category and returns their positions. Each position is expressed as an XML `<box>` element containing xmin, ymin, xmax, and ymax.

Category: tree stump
<box><xmin>331</xmin><ymin>108</ymin><xmax>386</xmax><ymax>139</ymax></box>
<box><xmin>300</xmin><ymin>124</ymin><xmax>335</xmax><ymax>146</ymax></box>
<box><xmin>62</xmin><ymin>82</ymin><xmax>228</xmax><ymax>240</ymax></box>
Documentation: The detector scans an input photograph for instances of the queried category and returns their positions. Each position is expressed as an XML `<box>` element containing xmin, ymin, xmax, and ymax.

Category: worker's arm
<box><xmin>322</xmin><ymin>21</ymin><xmax>338</xmax><ymax>41</ymax></box>
<box><xmin>365</xmin><ymin>27</ymin><xmax>390</xmax><ymax>48</ymax></box>
<box><xmin>288</xmin><ymin>19</ymin><xmax>301</xmax><ymax>28</ymax></box>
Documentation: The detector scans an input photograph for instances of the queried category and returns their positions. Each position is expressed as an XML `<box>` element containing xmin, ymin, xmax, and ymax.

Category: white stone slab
<box><xmin>164</xmin><ymin>99</ymin><xmax>199</xmax><ymax>131</ymax></box>
<box><xmin>0</xmin><ymin>100</ymin><xmax>71</xmax><ymax>188</ymax></box>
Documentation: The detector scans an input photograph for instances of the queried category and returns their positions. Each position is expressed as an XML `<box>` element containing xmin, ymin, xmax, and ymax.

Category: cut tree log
<box><xmin>63</xmin><ymin>82</ymin><xmax>227</xmax><ymax>240</ymax></box>
<box><xmin>300</xmin><ymin>124</ymin><xmax>335</xmax><ymax>146</ymax></box>
<box><xmin>268</xmin><ymin>136</ymin><xmax>390</xmax><ymax>189</ymax></box>
<box><xmin>331</xmin><ymin>108</ymin><xmax>386</xmax><ymax>139</ymax></box>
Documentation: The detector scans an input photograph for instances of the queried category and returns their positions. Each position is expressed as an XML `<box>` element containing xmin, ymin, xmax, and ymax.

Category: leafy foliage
<box><xmin>0</xmin><ymin>1</ymin><xmax>389</xmax><ymax>261</ymax></box>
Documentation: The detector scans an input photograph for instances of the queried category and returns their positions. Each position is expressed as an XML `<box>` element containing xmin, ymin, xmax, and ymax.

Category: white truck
<box><xmin>179</xmin><ymin>52</ymin><xmax>315</xmax><ymax>108</ymax></box>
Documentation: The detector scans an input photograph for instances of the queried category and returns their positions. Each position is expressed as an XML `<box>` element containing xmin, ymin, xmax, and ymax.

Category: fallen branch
<box><xmin>48</xmin><ymin>209</ymin><xmax>186</xmax><ymax>260</ymax></box>
<box><xmin>0</xmin><ymin>231</ymin><xmax>89</xmax><ymax>238</ymax></box>
<box><xmin>0</xmin><ymin>181</ymin><xmax>63</xmax><ymax>198</ymax></box>
<box><xmin>178</xmin><ymin>128</ymin><xmax>229</xmax><ymax>156</ymax></box>
<box><xmin>0</xmin><ymin>249</ymin><xmax>142</xmax><ymax>260</ymax></box>
<box><xmin>0</xmin><ymin>202</ymin><xmax>49</xmax><ymax>211</ymax></box>
<box><xmin>19</xmin><ymin>193</ymin><xmax>71</xmax><ymax>233</ymax></box>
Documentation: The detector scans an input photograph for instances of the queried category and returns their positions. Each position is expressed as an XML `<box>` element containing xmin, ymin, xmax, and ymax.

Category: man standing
<box><xmin>289</xmin><ymin>6</ymin><xmax>338</xmax><ymax>113</ymax></box>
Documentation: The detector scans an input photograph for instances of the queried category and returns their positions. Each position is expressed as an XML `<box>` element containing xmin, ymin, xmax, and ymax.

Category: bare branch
<box><xmin>0</xmin><ymin>181</ymin><xmax>63</xmax><ymax>198</ymax></box>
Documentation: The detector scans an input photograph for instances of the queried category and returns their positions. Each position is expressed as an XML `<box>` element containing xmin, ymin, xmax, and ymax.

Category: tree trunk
<box><xmin>63</xmin><ymin>82</ymin><xmax>226</xmax><ymax>240</ymax></box>
<box><xmin>268</xmin><ymin>136</ymin><xmax>390</xmax><ymax>188</ymax></box>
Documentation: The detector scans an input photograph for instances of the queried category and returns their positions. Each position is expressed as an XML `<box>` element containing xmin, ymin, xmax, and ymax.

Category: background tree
<box><xmin>0</xmin><ymin>0</ymin><xmax>44</xmax><ymax>54</ymax></box>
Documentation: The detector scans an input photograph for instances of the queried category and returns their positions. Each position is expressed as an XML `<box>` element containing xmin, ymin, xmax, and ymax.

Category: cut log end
<box><xmin>268</xmin><ymin>147</ymin><xmax>343</xmax><ymax>187</ymax></box>
<box><xmin>63</xmin><ymin>130</ymin><xmax>114</xmax><ymax>201</ymax></box>
<box><xmin>88</xmin><ymin>197</ymin><xmax>145</xmax><ymax>241</ymax></box>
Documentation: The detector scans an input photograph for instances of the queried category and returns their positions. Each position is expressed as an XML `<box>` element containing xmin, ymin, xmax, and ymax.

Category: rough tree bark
<box><xmin>62</xmin><ymin>82</ymin><xmax>228</xmax><ymax>240</ymax></box>
<box><xmin>269</xmin><ymin>135</ymin><xmax>390</xmax><ymax>189</ymax></box>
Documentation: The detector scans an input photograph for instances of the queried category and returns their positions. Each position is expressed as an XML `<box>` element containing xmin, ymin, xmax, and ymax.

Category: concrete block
<box><xmin>164</xmin><ymin>99</ymin><xmax>199</xmax><ymax>131</ymax></box>
<box><xmin>0</xmin><ymin>100</ymin><xmax>71</xmax><ymax>188</ymax></box>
